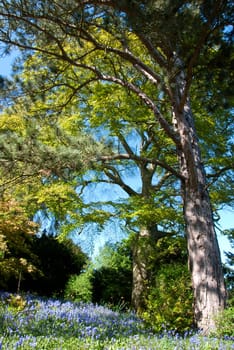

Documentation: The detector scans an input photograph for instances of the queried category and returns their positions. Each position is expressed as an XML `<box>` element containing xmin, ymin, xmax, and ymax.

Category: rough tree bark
<box><xmin>131</xmin><ymin>225</ymin><xmax>156</xmax><ymax>311</ymax></box>
<box><xmin>172</xmin><ymin>68</ymin><xmax>226</xmax><ymax>332</ymax></box>
<box><xmin>131</xmin><ymin>225</ymin><xmax>170</xmax><ymax>312</ymax></box>
<box><xmin>131</xmin><ymin>226</ymin><xmax>152</xmax><ymax>311</ymax></box>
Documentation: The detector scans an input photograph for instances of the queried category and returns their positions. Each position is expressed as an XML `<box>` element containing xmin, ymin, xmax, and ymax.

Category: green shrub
<box><xmin>92</xmin><ymin>240</ymin><xmax>132</xmax><ymax>308</ymax></box>
<box><xmin>64</xmin><ymin>269</ymin><xmax>93</xmax><ymax>302</ymax></box>
<box><xmin>212</xmin><ymin>307</ymin><xmax>234</xmax><ymax>338</ymax></box>
<box><xmin>27</xmin><ymin>234</ymin><xmax>87</xmax><ymax>298</ymax></box>
<box><xmin>142</xmin><ymin>263</ymin><xmax>194</xmax><ymax>333</ymax></box>
<box><xmin>6</xmin><ymin>293</ymin><xmax>27</xmax><ymax>312</ymax></box>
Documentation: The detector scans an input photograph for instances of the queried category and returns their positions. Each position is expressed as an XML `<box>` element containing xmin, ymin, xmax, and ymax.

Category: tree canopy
<box><xmin>0</xmin><ymin>0</ymin><xmax>233</xmax><ymax>333</ymax></box>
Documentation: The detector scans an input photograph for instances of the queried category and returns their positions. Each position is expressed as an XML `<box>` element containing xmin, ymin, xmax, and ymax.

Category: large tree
<box><xmin>0</xmin><ymin>72</ymin><xmax>182</xmax><ymax>310</ymax></box>
<box><xmin>0</xmin><ymin>0</ymin><xmax>233</xmax><ymax>332</ymax></box>
<box><xmin>1</xmin><ymin>49</ymin><xmax>183</xmax><ymax>311</ymax></box>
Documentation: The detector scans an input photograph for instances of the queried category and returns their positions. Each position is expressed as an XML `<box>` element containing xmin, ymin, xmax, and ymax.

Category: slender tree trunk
<box><xmin>131</xmin><ymin>226</ymin><xmax>155</xmax><ymax>312</ymax></box>
<box><xmin>172</xmin><ymin>83</ymin><xmax>226</xmax><ymax>332</ymax></box>
<box><xmin>131</xmin><ymin>225</ymin><xmax>168</xmax><ymax>312</ymax></box>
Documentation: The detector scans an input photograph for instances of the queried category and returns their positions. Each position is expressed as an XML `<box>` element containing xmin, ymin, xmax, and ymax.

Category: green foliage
<box><xmin>64</xmin><ymin>269</ymin><xmax>93</xmax><ymax>303</ymax></box>
<box><xmin>91</xmin><ymin>235</ymin><xmax>192</xmax><ymax>327</ymax></box>
<box><xmin>153</xmin><ymin>235</ymin><xmax>188</xmax><ymax>265</ymax></box>
<box><xmin>222</xmin><ymin>229</ymin><xmax>234</xmax><ymax>306</ymax></box>
<box><xmin>0</xmin><ymin>198</ymin><xmax>39</xmax><ymax>291</ymax></box>
<box><xmin>92</xmin><ymin>266</ymin><xmax>132</xmax><ymax>309</ymax></box>
<box><xmin>142</xmin><ymin>263</ymin><xmax>194</xmax><ymax>333</ymax></box>
<box><xmin>94</xmin><ymin>240</ymin><xmax>132</xmax><ymax>271</ymax></box>
<box><xmin>122</xmin><ymin>195</ymin><xmax>183</xmax><ymax>230</ymax></box>
<box><xmin>27</xmin><ymin>234</ymin><xmax>88</xmax><ymax>298</ymax></box>
<box><xmin>5</xmin><ymin>294</ymin><xmax>27</xmax><ymax>313</ymax></box>
<box><xmin>0</xmin><ymin>197</ymin><xmax>87</xmax><ymax>296</ymax></box>
<box><xmin>92</xmin><ymin>241</ymin><xmax>132</xmax><ymax>308</ymax></box>
<box><xmin>212</xmin><ymin>307</ymin><xmax>234</xmax><ymax>338</ymax></box>
<box><xmin>1</xmin><ymin>334</ymin><xmax>234</xmax><ymax>350</ymax></box>
<box><xmin>35</xmin><ymin>182</ymin><xmax>81</xmax><ymax>218</ymax></box>
<box><xmin>0</xmin><ymin>113</ymin><xmax>26</xmax><ymax>134</ymax></box>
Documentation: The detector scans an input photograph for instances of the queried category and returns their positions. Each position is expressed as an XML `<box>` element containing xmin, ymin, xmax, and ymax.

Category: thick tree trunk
<box><xmin>173</xmin><ymin>93</ymin><xmax>226</xmax><ymax>332</ymax></box>
<box><xmin>184</xmin><ymin>176</ymin><xmax>226</xmax><ymax>332</ymax></box>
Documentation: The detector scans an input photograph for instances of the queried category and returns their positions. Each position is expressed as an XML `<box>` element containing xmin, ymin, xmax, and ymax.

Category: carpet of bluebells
<box><xmin>0</xmin><ymin>292</ymin><xmax>233</xmax><ymax>349</ymax></box>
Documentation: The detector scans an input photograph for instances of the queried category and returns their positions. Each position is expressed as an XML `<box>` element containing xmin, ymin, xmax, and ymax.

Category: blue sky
<box><xmin>0</xmin><ymin>54</ymin><xmax>16</xmax><ymax>77</ymax></box>
<box><xmin>0</xmin><ymin>54</ymin><xmax>233</xmax><ymax>263</ymax></box>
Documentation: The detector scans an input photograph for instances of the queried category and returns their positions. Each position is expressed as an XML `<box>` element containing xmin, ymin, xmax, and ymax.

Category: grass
<box><xmin>0</xmin><ymin>292</ymin><xmax>233</xmax><ymax>349</ymax></box>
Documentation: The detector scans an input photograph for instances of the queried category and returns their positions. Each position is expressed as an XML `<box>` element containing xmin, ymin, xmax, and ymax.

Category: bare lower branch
<box><xmin>99</xmin><ymin>153</ymin><xmax>184</xmax><ymax>180</ymax></box>
<box><xmin>103</xmin><ymin>167</ymin><xmax>138</xmax><ymax>196</ymax></box>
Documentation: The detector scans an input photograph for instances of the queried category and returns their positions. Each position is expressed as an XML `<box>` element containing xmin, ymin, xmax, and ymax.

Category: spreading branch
<box><xmin>99</xmin><ymin>153</ymin><xmax>184</xmax><ymax>180</ymax></box>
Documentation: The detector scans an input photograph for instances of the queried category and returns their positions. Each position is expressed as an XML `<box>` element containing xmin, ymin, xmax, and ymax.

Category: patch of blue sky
<box><xmin>0</xmin><ymin>51</ymin><xmax>18</xmax><ymax>77</ymax></box>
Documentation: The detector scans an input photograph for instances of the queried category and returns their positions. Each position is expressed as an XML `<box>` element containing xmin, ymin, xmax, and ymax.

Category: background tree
<box><xmin>0</xmin><ymin>85</ymin><xmax>110</xmax><ymax>240</ymax></box>
<box><xmin>0</xmin><ymin>161</ymin><xmax>88</xmax><ymax>297</ymax></box>
<box><xmin>0</xmin><ymin>196</ymin><xmax>38</xmax><ymax>292</ymax></box>
<box><xmin>92</xmin><ymin>240</ymin><xmax>132</xmax><ymax>308</ymax></box>
<box><xmin>27</xmin><ymin>233</ymin><xmax>87</xmax><ymax>297</ymax></box>
<box><xmin>64</xmin><ymin>265</ymin><xmax>93</xmax><ymax>303</ymax></box>
<box><xmin>89</xmin><ymin>235</ymin><xmax>193</xmax><ymax>332</ymax></box>
<box><xmin>223</xmin><ymin>229</ymin><xmax>234</xmax><ymax>306</ymax></box>
<box><xmin>0</xmin><ymin>0</ymin><xmax>233</xmax><ymax>332</ymax></box>
<box><xmin>0</xmin><ymin>49</ymin><xmax>184</xmax><ymax>310</ymax></box>
<box><xmin>0</xmin><ymin>194</ymin><xmax>87</xmax><ymax>296</ymax></box>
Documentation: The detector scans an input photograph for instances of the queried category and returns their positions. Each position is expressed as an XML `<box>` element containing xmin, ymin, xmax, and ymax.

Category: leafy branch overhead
<box><xmin>0</xmin><ymin>0</ymin><xmax>233</xmax><ymax>332</ymax></box>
